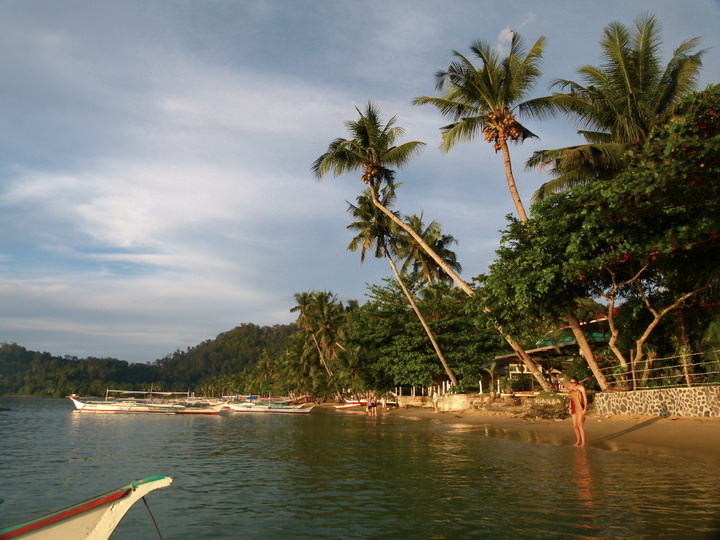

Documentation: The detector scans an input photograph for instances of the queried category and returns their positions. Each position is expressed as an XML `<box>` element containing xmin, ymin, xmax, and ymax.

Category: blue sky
<box><xmin>1</xmin><ymin>0</ymin><xmax>719</xmax><ymax>363</ymax></box>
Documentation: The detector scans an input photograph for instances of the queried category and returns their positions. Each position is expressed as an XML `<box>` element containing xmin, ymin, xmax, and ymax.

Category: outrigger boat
<box><xmin>227</xmin><ymin>396</ymin><xmax>314</xmax><ymax>415</ymax></box>
<box><xmin>68</xmin><ymin>390</ymin><xmax>185</xmax><ymax>414</ymax></box>
<box><xmin>172</xmin><ymin>400</ymin><xmax>226</xmax><ymax>415</ymax></box>
<box><xmin>170</xmin><ymin>396</ymin><xmax>227</xmax><ymax>415</ymax></box>
<box><xmin>335</xmin><ymin>399</ymin><xmax>368</xmax><ymax>410</ymax></box>
<box><xmin>335</xmin><ymin>398</ymin><xmax>398</xmax><ymax>410</ymax></box>
<box><xmin>0</xmin><ymin>475</ymin><xmax>172</xmax><ymax>540</ymax></box>
<box><xmin>67</xmin><ymin>390</ymin><xmax>226</xmax><ymax>415</ymax></box>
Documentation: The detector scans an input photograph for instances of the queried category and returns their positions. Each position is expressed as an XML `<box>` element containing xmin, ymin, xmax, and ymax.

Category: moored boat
<box><xmin>67</xmin><ymin>390</ymin><xmax>228</xmax><ymax>415</ymax></box>
<box><xmin>0</xmin><ymin>475</ymin><xmax>172</xmax><ymax>540</ymax></box>
<box><xmin>67</xmin><ymin>390</ymin><xmax>186</xmax><ymax>414</ymax></box>
<box><xmin>335</xmin><ymin>398</ymin><xmax>398</xmax><ymax>410</ymax></box>
<box><xmin>227</xmin><ymin>397</ymin><xmax>314</xmax><ymax>414</ymax></box>
<box><xmin>173</xmin><ymin>400</ymin><xmax>227</xmax><ymax>415</ymax></box>
<box><xmin>335</xmin><ymin>399</ymin><xmax>367</xmax><ymax>410</ymax></box>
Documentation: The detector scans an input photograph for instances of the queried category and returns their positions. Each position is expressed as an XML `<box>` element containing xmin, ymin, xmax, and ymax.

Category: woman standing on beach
<box><xmin>568</xmin><ymin>377</ymin><xmax>588</xmax><ymax>447</ymax></box>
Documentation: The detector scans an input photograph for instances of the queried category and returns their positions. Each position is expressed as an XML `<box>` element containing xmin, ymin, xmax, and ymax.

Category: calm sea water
<box><xmin>1</xmin><ymin>398</ymin><xmax>718</xmax><ymax>539</ymax></box>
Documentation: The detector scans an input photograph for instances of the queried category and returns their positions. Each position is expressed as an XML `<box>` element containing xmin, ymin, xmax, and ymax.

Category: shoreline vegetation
<box><xmin>329</xmin><ymin>404</ymin><xmax>720</xmax><ymax>468</ymax></box>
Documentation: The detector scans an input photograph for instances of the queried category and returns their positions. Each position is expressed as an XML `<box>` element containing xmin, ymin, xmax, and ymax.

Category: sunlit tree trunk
<box><xmin>383</xmin><ymin>246</ymin><xmax>458</xmax><ymax>386</ymax></box>
<box><xmin>566</xmin><ymin>312</ymin><xmax>609</xmax><ymax>391</ymax></box>
<box><xmin>369</xmin><ymin>183</ymin><xmax>472</xmax><ymax>295</ymax></box>
<box><xmin>499</xmin><ymin>140</ymin><xmax>528</xmax><ymax>222</ymax></box>
<box><xmin>502</xmin><ymin>332</ymin><xmax>553</xmax><ymax>393</ymax></box>
<box><xmin>369</xmin><ymin>182</ymin><xmax>551</xmax><ymax>391</ymax></box>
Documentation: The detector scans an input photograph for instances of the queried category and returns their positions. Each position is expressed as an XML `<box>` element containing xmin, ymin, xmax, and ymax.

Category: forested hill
<box><xmin>0</xmin><ymin>322</ymin><xmax>297</xmax><ymax>397</ymax></box>
<box><xmin>154</xmin><ymin>323</ymin><xmax>297</xmax><ymax>388</ymax></box>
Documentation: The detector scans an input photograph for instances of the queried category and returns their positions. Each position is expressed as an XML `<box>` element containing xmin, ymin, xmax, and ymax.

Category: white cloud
<box><xmin>1</xmin><ymin>0</ymin><xmax>718</xmax><ymax>363</ymax></box>
<box><xmin>497</xmin><ymin>27</ymin><xmax>515</xmax><ymax>54</ymax></box>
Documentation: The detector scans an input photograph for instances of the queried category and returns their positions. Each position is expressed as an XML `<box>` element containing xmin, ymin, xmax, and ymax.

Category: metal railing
<box><xmin>595</xmin><ymin>349</ymin><xmax>720</xmax><ymax>390</ymax></box>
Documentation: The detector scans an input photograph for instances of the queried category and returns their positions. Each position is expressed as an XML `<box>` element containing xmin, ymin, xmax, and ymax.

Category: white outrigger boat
<box><xmin>0</xmin><ymin>475</ymin><xmax>172</xmax><ymax>540</ymax></box>
<box><xmin>172</xmin><ymin>401</ymin><xmax>226</xmax><ymax>415</ymax></box>
<box><xmin>335</xmin><ymin>398</ymin><xmax>398</xmax><ymax>410</ymax></box>
<box><xmin>227</xmin><ymin>397</ymin><xmax>314</xmax><ymax>415</ymax></box>
<box><xmin>68</xmin><ymin>390</ymin><xmax>184</xmax><ymax>414</ymax></box>
<box><xmin>67</xmin><ymin>390</ymin><xmax>226</xmax><ymax>415</ymax></box>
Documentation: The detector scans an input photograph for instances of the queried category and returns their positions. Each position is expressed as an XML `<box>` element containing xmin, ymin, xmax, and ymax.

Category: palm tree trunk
<box><xmin>502</xmin><ymin>332</ymin><xmax>553</xmax><ymax>393</ymax></box>
<box><xmin>310</xmin><ymin>332</ymin><xmax>334</xmax><ymax>378</ymax></box>
<box><xmin>368</xmin><ymin>183</ymin><xmax>550</xmax><ymax>391</ymax></box>
<box><xmin>499</xmin><ymin>140</ymin><xmax>528</xmax><ymax>222</ymax></box>
<box><xmin>369</xmin><ymin>184</ymin><xmax>473</xmax><ymax>296</ymax></box>
<box><xmin>383</xmin><ymin>245</ymin><xmax>458</xmax><ymax>386</ymax></box>
<box><xmin>566</xmin><ymin>312</ymin><xmax>609</xmax><ymax>391</ymax></box>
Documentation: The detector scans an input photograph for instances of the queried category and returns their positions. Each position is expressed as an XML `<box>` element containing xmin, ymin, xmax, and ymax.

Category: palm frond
<box><xmin>439</xmin><ymin>116</ymin><xmax>484</xmax><ymax>152</ymax></box>
<box><xmin>529</xmin><ymin>16</ymin><xmax>703</xmax><ymax>188</ymax></box>
<box><xmin>382</xmin><ymin>141</ymin><xmax>426</xmax><ymax>168</ymax></box>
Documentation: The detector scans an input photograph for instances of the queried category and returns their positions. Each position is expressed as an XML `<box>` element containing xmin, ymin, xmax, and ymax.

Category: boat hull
<box><xmin>227</xmin><ymin>402</ymin><xmax>314</xmax><ymax>414</ymax></box>
<box><xmin>68</xmin><ymin>395</ymin><xmax>227</xmax><ymax>415</ymax></box>
<box><xmin>68</xmin><ymin>397</ymin><xmax>180</xmax><ymax>414</ymax></box>
<box><xmin>0</xmin><ymin>476</ymin><xmax>172</xmax><ymax>540</ymax></box>
<box><xmin>173</xmin><ymin>403</ymin><xmax>226</xmax><ymax>415</ymax></box>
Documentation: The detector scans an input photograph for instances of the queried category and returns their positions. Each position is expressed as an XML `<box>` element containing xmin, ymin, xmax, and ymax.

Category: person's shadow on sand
<box><xmin>590</xmin><ymin>417</ymin><xmax>662</xmax><ymax>444</ymax></box>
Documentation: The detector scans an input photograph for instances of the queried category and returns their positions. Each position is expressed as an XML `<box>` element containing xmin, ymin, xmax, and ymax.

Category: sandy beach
<box><xmin>359</xmin><ymin>406</ymin><xmax>720</xmax><ymax>467</ymax></box>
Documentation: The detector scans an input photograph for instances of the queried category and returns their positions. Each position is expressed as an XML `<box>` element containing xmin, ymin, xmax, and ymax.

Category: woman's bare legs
<box><xmin>572</xmin><ymin>414</ymin><xmax>586</xmax><ymax>447</ymax></box>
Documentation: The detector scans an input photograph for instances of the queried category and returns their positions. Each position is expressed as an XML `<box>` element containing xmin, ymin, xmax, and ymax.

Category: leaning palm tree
<box><xmin>315</xmin><ymin>102</ymin><xmax>552</xmax><ymax>392</ymax></box>
<box><xmin>313</xmin><ymin>102</ymin><xmax>473</xmax><ymax>297</ymax></box>
<box><xmin>347</xmin><ymin>187</ymin><xmax>458</xmax><ymax>385</ymax></box>
<box><xmin>527</xmin><ymin>14</ymin><xmax>704</xmax><ymax>198</ymax></box>
<box><xmin>395</xmin><ymin>214</ymin><xmax>462</xmax><ymax>285</ymax></box>
<box><xmin>413</xmin><ymin>31</ymin><xmax>550</xmax><ymax>222</ymax></box>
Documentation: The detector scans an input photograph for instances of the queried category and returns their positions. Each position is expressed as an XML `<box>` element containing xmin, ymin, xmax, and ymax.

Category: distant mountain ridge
<box><xmin>0</xmin><ymin>322</ymin><xmax>297</xmax><ymax>397</ymax></box>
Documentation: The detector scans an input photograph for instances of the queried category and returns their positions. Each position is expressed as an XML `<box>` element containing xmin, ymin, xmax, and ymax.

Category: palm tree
<box><xmin>347</xmin><ymin>187</ymin><xmax>458</xmax><ymax>386</ymax></box>
<box><xmin>527</xmin><ymin>14</ymin><xmax>705</xmax><ymax>198</ymax></box>
<box><xmin>315</xmin><ymin>102</ymin><xmax>552</xmax><ymax>392</ymax></box>
<box><xmin>290</xmin><ymin>291</ymin><xmax>345</xmax><ymax>379</ymax></box>
<box><xmin>413</xmin><ymin>31</ymin><xmax>550</xmax><ymax>222</ymax></box>
<box><xmin>395</xmin><ymin>214</ymin><xmax>462</xmax><ymax>284</ymax></box>
<box><xmin>313</xmin><ymin>102</ymin><xmax>473</xmax><ymax>296</ymax></box>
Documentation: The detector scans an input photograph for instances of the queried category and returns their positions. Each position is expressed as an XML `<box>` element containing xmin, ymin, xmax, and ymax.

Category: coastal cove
<box><xmin>1</xmin><ymin>398</ymin><xmax>719</xmax><ymax>539</ymax></box>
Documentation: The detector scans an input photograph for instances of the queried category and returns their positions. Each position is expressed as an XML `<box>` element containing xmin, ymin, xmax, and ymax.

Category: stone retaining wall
<box><xmin>397</xmin><ymin>393</ymin><xmax>472</xmax><ymax>411</ymax></box>
<box><xmin>594</xmin><ymin>386</ymin><xmax>720</xmax><ymax>417</ymax></box>
<box><xmin>398</xmin><ymin>386</ymin><xmax>720</xmax><ymax>418</ymax></box>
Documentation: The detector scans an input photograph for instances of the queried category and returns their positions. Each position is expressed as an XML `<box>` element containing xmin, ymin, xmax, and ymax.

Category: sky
<box><xmin>1</xmin><ymin>1</ymin><xmax>719</xmax><ymax>363</ymax></box>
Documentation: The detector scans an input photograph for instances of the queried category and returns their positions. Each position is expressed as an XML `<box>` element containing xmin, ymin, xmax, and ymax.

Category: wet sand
<box><xmin>378</xmin><ymin>406</ymin><xmax>720</xmax><ymax>467</ymax></box>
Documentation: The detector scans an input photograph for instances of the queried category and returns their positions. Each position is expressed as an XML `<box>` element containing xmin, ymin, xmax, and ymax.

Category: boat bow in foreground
<box><xmin>0</xmin><ymin>475</ymin><xmax>173</xmax><ymax>540</ymax></box>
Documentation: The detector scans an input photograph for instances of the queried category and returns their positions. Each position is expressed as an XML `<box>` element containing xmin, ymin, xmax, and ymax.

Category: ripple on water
<box><xmin>1</xmin><ymin>400</ymin><xmax>719</xmax><ymax>539</ymax></box>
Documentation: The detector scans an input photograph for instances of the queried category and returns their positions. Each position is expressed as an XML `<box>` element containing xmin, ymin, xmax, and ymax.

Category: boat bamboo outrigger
<box><xmin>67</xmin><ymin>390</ymin><xmax>226</xmax><ymax>415</ymax></box>
<box><xmin>226</xmin><ymin>396</ymin><xmax>314</xmax><ymax>414</ymax></box>
<box><xmin>0</xmin><ymin>475</ymin><xmax>172</xmax><ymax>540</ymax></box>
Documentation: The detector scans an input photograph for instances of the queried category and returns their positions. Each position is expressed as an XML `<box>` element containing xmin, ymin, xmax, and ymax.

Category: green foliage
<box><xmin>530</xmin><ymin>14</ymin><xmax>705</xmax><ymax>197</ymax></box>
<box><xmin>155</xmin><ymin>323</ymin><xmax>296</xmax><ymax>389</ymax></box>
<box><xmin>0</xmin><ymin>342</ymin><xmax>161</xmax><ymax>397</ymax></box>
<box><xmin>336</xmin><ymin>278</ymin><xmax>503</xmax><ymax>391</ymax></box>
<box><xmin>480</xmin><ymin>85</ymin><xmax>720</xmax><ymax>381</ymax></box>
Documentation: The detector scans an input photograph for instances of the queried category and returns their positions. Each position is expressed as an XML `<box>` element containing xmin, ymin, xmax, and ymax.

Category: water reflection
<box><xmin>573</xmin><ymin>448</ymin><xmax>595</xmax><ymax>511</ymax></box>
<box><xmin>572</xmin><ymin>447</ymin><xmax>603</xmax><ymax>540</ymax></box>
<box><xmin>3</xmin><ymin>400</ymin><xmax>720</xmax><ymax>539</ymax></box>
